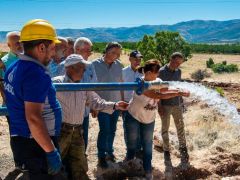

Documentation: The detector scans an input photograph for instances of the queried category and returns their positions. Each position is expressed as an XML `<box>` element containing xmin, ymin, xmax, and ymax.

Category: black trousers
<box><xmin>10</xmin><ymin>136</ymin><xmax>65</xmax><ymax>180</ymax></box>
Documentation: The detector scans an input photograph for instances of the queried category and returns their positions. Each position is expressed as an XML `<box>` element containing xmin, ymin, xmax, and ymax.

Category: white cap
<box><xmin>64</xmin><ymin>54</ymin><xmax>90</xmax><ymax>67</ymax></box>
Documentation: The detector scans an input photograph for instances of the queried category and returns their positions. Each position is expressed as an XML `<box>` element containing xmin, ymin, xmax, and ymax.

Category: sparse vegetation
<box><xmin>206</xmin><ymin>58</ymin><xmax>215</xmax><ymax>68</ymax></box>
<box><xmin>191</xmin><ymin>69</ymin><xmax>211</xmax><ymax>81</ymax></box>
<box><xmin>206</xmin><ymin>58</ymin><xmax>239</xmax><ymax>73</ymax></box>
<box><xmin>191</xmin><ymin>43</ymin><xmax>240</xmax><ymax>54</ymax></box>
<box><xmin>215</xmin><ymin>87</ymin><xmax>224</xmax><ymax>97</ymax></box>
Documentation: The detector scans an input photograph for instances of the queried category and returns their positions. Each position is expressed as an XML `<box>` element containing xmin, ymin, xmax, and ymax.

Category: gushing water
<box><xmin>168</xmin><ymin>81</ymin><xmax>240</xmax><ymax>124</ymax></box>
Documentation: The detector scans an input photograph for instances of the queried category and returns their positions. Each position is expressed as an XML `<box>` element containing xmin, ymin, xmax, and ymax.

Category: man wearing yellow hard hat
<box><xmin>4</xmin><ymin>19</ymin><xmax>65</xmax><ymax>179</ymax></box>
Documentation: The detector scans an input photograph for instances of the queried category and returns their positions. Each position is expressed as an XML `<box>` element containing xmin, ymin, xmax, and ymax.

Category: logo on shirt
<box><xmin>144</xmin><ymin>104</ymin><xmax>157</xmax><ymax>111</ymax></box>
<box><xmin>8</xmin><ymin>70</ymin><xmax>14</xmax><ymax>83</ymax></box>
<box><xmin>4</xmin><ymin>82</ymin><xmax>14</xmax><ymax>96</ymax></box>
<box><xmin>143</xmin><ymin>99</ymin><xmax>158</xmax><ymax>111</ymax></box>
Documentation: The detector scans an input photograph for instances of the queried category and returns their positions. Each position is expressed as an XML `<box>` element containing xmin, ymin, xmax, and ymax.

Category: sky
<box><xmin>0</xmin><ymin>0</ymin><xmax>239</xmax><ymax>31</ymax></box>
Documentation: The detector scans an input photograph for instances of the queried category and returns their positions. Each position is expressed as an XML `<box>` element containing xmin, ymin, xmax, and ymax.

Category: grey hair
<box><xmin>74</xmin><ymin>37</ymin><xmax>92</xmax><ymax>51</ymax></box>
<box><xmin>57</xmin><ymin>36</ymin><xmax>68</xmax><ymax>43</ymax></box>
<box><xmin>6</xmin><ymin>31</ymin><xmax>20</xmax><ymax>42</ymax></box>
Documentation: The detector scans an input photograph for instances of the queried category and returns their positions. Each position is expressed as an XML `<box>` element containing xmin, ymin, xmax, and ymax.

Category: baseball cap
<box><xmin>64</xmin><ymin>54</ymin><xmax>90</xmax><ymax>67</ymax></box>
<box><xmin>130</xmin><ymin>50</ymin><xmax>143</xmax><ymax>58</ymax></box>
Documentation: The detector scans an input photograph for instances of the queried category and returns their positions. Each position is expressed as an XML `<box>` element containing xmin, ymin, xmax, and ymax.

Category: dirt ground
<box><xmin>0</xmin><ymin>45</ymin><xmax>240</xmax><ymax>179</ymax></box>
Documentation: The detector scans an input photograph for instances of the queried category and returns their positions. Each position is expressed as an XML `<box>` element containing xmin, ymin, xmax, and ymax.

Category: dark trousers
<box><xmin>10</xmin><ymin>136</ymin><xmax>62</xmax><ymax>180</ymax></box>
<box><xmin>97</xmin><ymin>111</ymin><xmax>120</xmax><ymax>158</ymax></box>
<box><xmin>125</xmin><ymin>111</ymin><xmax>155</xmax><ymax>173</ymax></box>
<box><xmin>83</xmin><ymin>115</ymin><xmax>90</xmax><ymax>152</ymax></box>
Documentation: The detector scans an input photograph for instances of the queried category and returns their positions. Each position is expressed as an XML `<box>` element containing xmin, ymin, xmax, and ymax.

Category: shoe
<box><xmin>135</xmin><ymin>149</ymin><xmax>144</xmax><ymax>160</ymax></box>
<box><xmin>98</xmin><ymin>157</ymin><xmax>108</xmax><ymax>168</ymax></box>
<box><xmin>145</xmin><ymin>172</ymin><xmax>153</xmax><ymax>180</ymax></box>
<box><xmin>106</xmin><ymin>154</ymin><xmax>117</xmax><ymax>162</ymax></box>
<box><xmin>179</xmin><ymin>147</ymin><xmax>190</xmax><ymax>170</ymax></box>
<box><xmin>164</xmin><ymin>151</ymin><xmax>172</xmax><ymax>167</ymax></box>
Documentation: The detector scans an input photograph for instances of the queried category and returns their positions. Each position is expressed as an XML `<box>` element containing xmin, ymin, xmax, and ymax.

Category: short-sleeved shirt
<box><xmin>0</xmin><ymin>51</ymin><xmax>19</xmax><ymax>78</ymax></box>
<box><xmin>122</xmin><ymin>65</ymin><xmax>143</xmax><ymax>102</ymax></box>
<box><xmin>4</xmin><ymin>54</ymin><xmax>62</xmax><ymax>138</ymax></box>
<box><xmin>128</xmin><ymin>78</ymin><xmax>162</xmax><ymax>124</ymax></box>
<box><xmin>159</xmin><ymin>64</ymin><xmax>182</xmax><ymax>106</ymax></box>
<box><xmin>92</xmin><ymin>57</ymin><xmax>123</xmax><ymax>102</ymax></box>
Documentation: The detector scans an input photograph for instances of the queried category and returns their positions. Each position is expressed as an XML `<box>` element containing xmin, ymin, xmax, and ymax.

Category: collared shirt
<box><xmin>4</xmin><ymin>54</ymin><xmax>62</xmax><ymax>138</ymax></box>
<box><xmin>48</xmin><ymin>59</ymin><xmax>65</xmax><ymax>78</ymax></box>
<box><xmin>92</xmin><ymin>57</ymin><xmax>123</xmax><ymax>102</ymax></box>
<box><xmin>159</xmin><ymin>64</ymin><xmax>182</xmax><ymax>106</ymax></box>
<box><xmin>0</xmin><ymin>51</ymin><xmax>19</xmax><ymax>78</ymax></box>
<box><xmin>81</xmin><ymin>63</ymin><xmax>98</xmax><ymax>117</ymax></box>
<box><xmin>52</xmin><ymin>75</ymin><xmax>115</xmax><ymax>125</ymax></box>
<box><xmin>122</xmin><ymin>65</ymin><xmax>143</xmax><ymax>102</ymax></box>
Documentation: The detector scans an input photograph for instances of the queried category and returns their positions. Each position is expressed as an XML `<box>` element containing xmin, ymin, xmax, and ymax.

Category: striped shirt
<box><xmin>52</xmin><ymin>75</ymin><xmax>115</xmax><ymax>125</ymax></box>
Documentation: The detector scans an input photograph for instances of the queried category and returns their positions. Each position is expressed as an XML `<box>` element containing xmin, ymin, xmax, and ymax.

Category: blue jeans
<box><xmin>122</xmin><ymin>111</ymin><xmax>142</xmax><ymax>152</ymax></box>
<box><xmin>125</xmin><ymin>111</ymin><xmax>155</xmax><ymax>172</ymax></box>
<box><xmin>97</xmin><ymin>110</ymin><xmax>120</xmax><ymax>158</ymax></box>
<box><xmin>83</xmin><ymin>115</ymin><xmax>89</xmax><ymax>152</ymax></box>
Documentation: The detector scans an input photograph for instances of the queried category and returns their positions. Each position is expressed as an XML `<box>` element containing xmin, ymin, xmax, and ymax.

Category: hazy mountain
<box><xmin>0</xmin><ymin>19</ymin><xmax>240</xmax><ymax>43</ymax></box>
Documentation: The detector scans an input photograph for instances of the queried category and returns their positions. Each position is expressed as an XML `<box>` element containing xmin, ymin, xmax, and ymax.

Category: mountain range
<box><xmin>0</xmin><ymin>19</ymin><xmax>239</xmax><ymax>43</ymax></box>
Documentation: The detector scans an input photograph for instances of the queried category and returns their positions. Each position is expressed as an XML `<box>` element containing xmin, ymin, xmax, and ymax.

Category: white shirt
<box><xmin>127</xmin><ymin>78</ymin><xmax>162</xmax><ymax>124</ymax></box>
<box><xmin>122</xmin><ymin>65</ymin><xmax>142</xmax><ymax>102</ymax></box>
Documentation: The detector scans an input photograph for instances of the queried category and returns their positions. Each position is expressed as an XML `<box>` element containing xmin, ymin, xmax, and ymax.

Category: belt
<box><xmin>61</xmin><ymin>123</ymin><xmax>83</xmax><ymax>131</ymax></box>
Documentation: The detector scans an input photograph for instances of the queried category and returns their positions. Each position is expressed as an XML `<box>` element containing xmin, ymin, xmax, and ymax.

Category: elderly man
<box><xmin>0</xmin><ymin>31</ymin><xmax>23</xmax><ymax>75</ymax></box>
<box><xmin>4</xmin><ymin>19</ymin><xmax>63</xmax><ymax>179</ymax></box>
<box><xmin>53</xmin><ymin>54</ymin><xmax>128</xmax><ymax>180</ymax></box>
<box><xmin>74</xmin><ymin>37</ymin><xmax>97</xmax><ymax>152</ymax></box>
<box><xmin>158</xmin><ymin>52</ymin><xmax>190</xmax><ymax>170</ymax></box>
<box><xmin>0</xmin><ymin>31</ymin><xmax>23</xmax><ymax>104</ymax></box>
<box><xmin>92</xmin><ymin>42</ymin><xmax>123</xmax><ymax>168</ymax></box>
<box><xmin>48</xmin><ymin>36</ymin><xmax>68</xmax><ymax>77</ymax></box>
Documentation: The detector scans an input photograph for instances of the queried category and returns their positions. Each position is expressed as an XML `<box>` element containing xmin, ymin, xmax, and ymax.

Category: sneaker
<box><xmin>145</xmin><ymin>172</ymin><xmax>153</xmax><ymax>180</ymax></box>
<box><xmin>98</xmin><ymin>157</ymin><xmax>108</xmax><ymax>168</ymax></box>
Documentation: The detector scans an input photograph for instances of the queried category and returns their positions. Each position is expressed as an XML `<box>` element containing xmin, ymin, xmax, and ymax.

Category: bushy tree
<box><xmin>137</xmin><ymin>31</ymin><xmax>192</xmax><ymax>65</ymax></box>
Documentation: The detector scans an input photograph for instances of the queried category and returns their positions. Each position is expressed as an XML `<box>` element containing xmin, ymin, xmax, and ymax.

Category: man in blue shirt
<box><xmin>4</xmin><ymin>19</ymin><xmax>64</xmax><ymax>179</ymax></box>
<box><xmin>74</xmin><ymin>37</ymin><xmax>98</xmax><ymax>153</ymax></box>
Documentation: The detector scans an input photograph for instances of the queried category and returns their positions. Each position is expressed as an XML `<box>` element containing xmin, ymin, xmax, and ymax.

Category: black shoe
<box><xmin>179</xmin><ymin>147</ymin><xmax>190</xmax><ymax>170</ymax></box>
<box><xmin>164</xmin><ymin>151</ymin><xmax>172</xmax><ymax>167</ymax></box>
<box><xmin>135</xmin><ymin>149</ymin><xmax>144</xmax><ymax>160</ymax></box>
<box><xmin>106</xmin><ymin>154</ymin><xmax>117</xmax><ymax>162</ymax></box>
<box><xmin>98</xmin><ymin>157</ymin><xmax>108</xmax><ymax>168</ymax></box>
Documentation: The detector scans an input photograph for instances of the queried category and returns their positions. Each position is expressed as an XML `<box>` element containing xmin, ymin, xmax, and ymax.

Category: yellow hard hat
<box><xmin>20</xmin><ymin>19</ymin><xmax>61</xmax><ymax>44</ymax></box>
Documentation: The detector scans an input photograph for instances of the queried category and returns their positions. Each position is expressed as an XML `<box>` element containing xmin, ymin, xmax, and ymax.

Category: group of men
<box><xmin>1</xmin><ymin>19</ymin><xmax>189</xmax><ymax>180</ymax></box>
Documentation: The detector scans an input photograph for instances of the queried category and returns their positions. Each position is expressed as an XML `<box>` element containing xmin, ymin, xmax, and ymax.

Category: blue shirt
<box><xmin>4</xmin><ymin>54</ymin><xmax>62</xmax><ymax>138</ymax></box>
<box><xmin>81</xmin><ymin>63</ymin><xmax>98</xmax><ymax>117</ymax></box>
<box><xmin>48</xmin><ymin>59</ymin><xmax>65</xmax><ymax>78</ymax></box>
